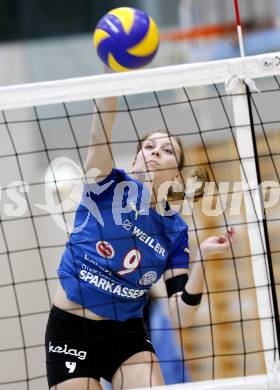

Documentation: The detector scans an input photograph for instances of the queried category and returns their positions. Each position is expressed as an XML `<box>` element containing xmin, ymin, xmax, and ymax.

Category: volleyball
<box><xmin>93</xmin><ymin>7</ymin><xmax>159</xmax><ymax>72</ymax></box>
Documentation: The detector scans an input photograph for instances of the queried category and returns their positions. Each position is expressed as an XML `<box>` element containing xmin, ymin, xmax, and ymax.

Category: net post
<box><xmin>244</xmin><ymin>82</ymin><xmax>280</xmax><ymax>362</ymax></box>
<box><xmin>229</xmin><ymin>78</ymin><xmax>280</xmax><ymax>370</ymax></box>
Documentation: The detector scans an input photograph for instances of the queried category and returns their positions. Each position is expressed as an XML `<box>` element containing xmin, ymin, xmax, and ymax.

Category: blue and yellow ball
<box><xmin>93</xmin><ymin>7</ymin><xmax>160</xmax><ymax>72</ymax></box>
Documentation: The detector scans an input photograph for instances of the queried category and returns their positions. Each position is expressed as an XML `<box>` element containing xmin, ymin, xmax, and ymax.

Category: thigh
<box><xmin>45</xmin><ymin>306</ymin><xmax>103</xmax><ymax>388</ymax></box>
<box><xmin>50</xmin><ymin>377</ymin><xmax>102</xmax><ymax>390</ymax></box>
<box><xmin>111</xmin><ymin>351</ymin><xmax>164</xmax><ymax>390</ymax></box>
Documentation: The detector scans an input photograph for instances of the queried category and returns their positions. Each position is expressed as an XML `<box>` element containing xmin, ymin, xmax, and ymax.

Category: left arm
<box><xmin>164</xmin><ymin>227</ymin><xmax>236</xmax><ymax>328</ymax></box>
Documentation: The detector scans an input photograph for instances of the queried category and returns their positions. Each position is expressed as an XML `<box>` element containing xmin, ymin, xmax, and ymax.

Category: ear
<box><xmin>174</xmin><ymin>169</ymin><xmax>184</xmax><ymax>186</ymax></box>
<box><xmin>131</xmin><ymin>159</ymin><xmax>136</xmax><ymax>173</ymax></box>
<box><xmin>174</xmin><ymin>169</ymin><xmax>181</xmax><ymax>181</ymax></box>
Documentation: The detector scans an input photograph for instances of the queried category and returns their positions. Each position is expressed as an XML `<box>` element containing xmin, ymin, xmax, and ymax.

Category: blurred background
<box><xmin>0</xmin><ymin>1</ymin><xmax>280</xmax><ymax>389</ymax></box>
<box><xmin>2</xmin><ymin>0</ymin><xmax>280</xmax><ymax>85</ymax></box>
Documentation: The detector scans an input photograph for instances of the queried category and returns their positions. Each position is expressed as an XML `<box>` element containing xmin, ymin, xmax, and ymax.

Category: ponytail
<box><xmin>168</xmin><ymin>166</ymin><xmax>209</xmax><ymax>202</ymax></box>
<box><xmin>187</xmin><ymin>166</ymin><xmax>209</xmax><ymax>202</ymax></box>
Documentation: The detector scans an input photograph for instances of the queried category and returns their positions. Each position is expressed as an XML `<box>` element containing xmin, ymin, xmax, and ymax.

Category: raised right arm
<box><xmin>84</xmin><ymin>96</ymin><xmax>117</xmax><ymax>182</ymax></box>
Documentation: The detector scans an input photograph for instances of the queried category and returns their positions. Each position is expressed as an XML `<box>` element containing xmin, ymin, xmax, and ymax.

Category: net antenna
<box><xmin>233</xmin><ymin>0</ymin><xmax>245</xmax><ymax>58</ymax></box>
<box><xmin>230</xmin><ymin>0</ymin><xmax>280</xmax><ymax>369</ymax></box>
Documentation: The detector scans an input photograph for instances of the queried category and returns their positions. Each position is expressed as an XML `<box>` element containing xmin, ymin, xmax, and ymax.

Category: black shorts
<box><xmin>45</xmin><ymin>305</ymin><xmax>155</xmax><ymax>388</ymax></box>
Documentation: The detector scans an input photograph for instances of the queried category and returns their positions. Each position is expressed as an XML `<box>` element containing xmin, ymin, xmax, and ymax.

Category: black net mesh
<box><xmin>0</xmin><ymin>78</ymin><xmax>279</xmax><ymax>389</ymax></box>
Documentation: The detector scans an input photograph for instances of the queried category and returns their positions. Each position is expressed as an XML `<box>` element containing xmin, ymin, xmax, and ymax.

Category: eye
<box><xmin>164</xmin><ymin>148</ymin><xmax>173</xmax><ymax>154</ymax></box>
<box><xmin>144</xmin><ymin>144</ymin><xmax>153</xmax><ymax>150</ymax></box>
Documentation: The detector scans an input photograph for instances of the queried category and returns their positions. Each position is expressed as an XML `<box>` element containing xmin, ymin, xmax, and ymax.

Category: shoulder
<box><xmin>102</xmin><ymin>168</ymin><xmax>143</xmax><ymax>187</ymax></box>
<box><xmin>82</xmin><ymin>168</ymin><xmax>145</xmax><ymax>205</ymax></box>
<box><xmin>112</xmin><ymin>169</ymin><xmax>145</xmax><ymax>195</ymax></box>
<box><xmin>116</xmin><ymin>169</ymin><xmax>143</xmax><ymax>187</ymax></box>
<box><xmin>174</xmin><ymin>213</ymin><xmax>188</xmax><ymax>232</ymax></box>
<box><xmin>83</xmin><ymin>168</ymin><xmax>136</xmax><ymax>187</ymax></box>
<box><xmin>163</xmin><ymin>203</ymin><xmax>188</xmax><ymax>231</ymax></box>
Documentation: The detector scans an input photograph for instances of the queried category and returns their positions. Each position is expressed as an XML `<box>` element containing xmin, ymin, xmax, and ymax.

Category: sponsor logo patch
<box><xmin>79</xmin><ymin>269</ymin><xmax>147</xmax><ymax>298</ymax></box>
<box><xmin>122</xmin><ymin>219</ymin><xmax>166</xmax><ymax>257</ymax></box>
<box><xmin>49</xmin><ymin>341</ymin><xmax>87</xmax><ymax>360</ymax></box>
<box><xmin>96</xmin><ymin>240</ymin><xmax>115</xmax><ymax>259</ymax></box>
<box><xmin>130</xmin><ymin>201</ymin><xmax>145</xmax><ymax>220</ymax></box>
<box><xmin>139</xmin><ymin>271</ymin><xmax>157</xmax><ymax>286</ymax></box>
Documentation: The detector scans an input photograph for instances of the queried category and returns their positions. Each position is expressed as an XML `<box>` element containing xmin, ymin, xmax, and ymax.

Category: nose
<box><xmin>151</xmin><ymin>148</ymin><xmax>160</xmax><ymax>157</ymax></box>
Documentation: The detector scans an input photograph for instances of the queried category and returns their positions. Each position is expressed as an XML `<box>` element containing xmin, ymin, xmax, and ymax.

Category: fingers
<box><xmin>217</xmin><ymin>227</ymin><xmax>236</xmax><ymax>248</ymax></box>
<box><xmin>227</xmin><ymin>226</ymin><xmax>235</xmax><ymax>236</ymax></box>
<box><xmin>216</xmin><ymin>227</ymin><xmax>237</xmax><ymax>249</ymax></box>
<box><xmin>218</xmin><ymin>236</ymin><xmax>226</xmax><ymax>244</ymax></box>
<box><xmin>216</xmin><ymin>239</ymin><xmax>230</xmax><ymax>251</ymax></box>
<box><xmin>226</xmin><ymin>226</ymin><xmax>238</xmax><ymax>244</ymax></box>
<box><xmin>201</xmin><ymin>227</ymin><xmax>237</xmax><ymax>257</ymax></box>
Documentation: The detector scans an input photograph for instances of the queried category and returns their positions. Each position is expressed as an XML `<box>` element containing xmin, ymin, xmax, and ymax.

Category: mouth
<box><xmin>146</xmin><ymin>160</ymin><xmax>159</xmax><ymax>165</ymax></box>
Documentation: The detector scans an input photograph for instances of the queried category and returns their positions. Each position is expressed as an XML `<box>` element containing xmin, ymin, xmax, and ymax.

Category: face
<box><xmin>132</xmin><ymin>132</ymin><xmax>182</xmax><ymax>185</ymax></box>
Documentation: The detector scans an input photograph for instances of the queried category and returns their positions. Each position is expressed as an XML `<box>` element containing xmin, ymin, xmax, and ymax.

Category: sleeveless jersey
<box><xmin>58</xmin><ymin>168</ymin><xmax>189</xmax><ymax>321</ymax></box>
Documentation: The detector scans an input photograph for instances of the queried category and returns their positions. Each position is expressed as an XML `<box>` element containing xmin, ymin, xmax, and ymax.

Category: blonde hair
<box><xmin>135</xmin><ymin>130</ymin><xmax>209</xmax><ymax>201</ymax></box>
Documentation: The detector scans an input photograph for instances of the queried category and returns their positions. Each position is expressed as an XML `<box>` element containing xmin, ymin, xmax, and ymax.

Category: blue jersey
<box><xmin>58</xmin><ymin>168</ymin><xmax>189</xmax><ymax>321</ymax></box>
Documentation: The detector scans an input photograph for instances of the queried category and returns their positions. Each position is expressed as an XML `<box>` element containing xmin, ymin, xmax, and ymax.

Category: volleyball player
<box><xmin>45</xmin><ymin>95</ymin><xmax>236</xmax><ymax>390</ymax></box>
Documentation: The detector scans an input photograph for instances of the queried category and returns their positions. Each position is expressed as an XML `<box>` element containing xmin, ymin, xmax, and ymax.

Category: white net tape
<box><xmin>0</xmin><ymin>52</ymin><xmax>280</xmax><ymax>389</ymax></box>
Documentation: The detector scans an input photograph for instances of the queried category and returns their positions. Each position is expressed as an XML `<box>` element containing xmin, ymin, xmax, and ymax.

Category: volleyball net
<box><xmin>0</xmin><ymin>52</ymin><xmax>280</xmax><ymax>390</ymax></box>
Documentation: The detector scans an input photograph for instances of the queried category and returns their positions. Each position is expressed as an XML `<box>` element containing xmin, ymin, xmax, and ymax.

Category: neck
<box><xmin>131</xmin><ymin>171</ymin><xmax>164</xmax><ymax>209</ymax></box>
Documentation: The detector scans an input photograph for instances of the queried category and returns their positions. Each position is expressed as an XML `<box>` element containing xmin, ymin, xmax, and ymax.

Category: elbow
<box><xmin>168</xmin><ymin>294</ymin><xmax>201</xmax><ymax>329</ymax></box>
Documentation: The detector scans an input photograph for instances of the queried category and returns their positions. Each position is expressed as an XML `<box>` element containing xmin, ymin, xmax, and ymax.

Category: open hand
<box><xmin>200</xmin><ymin>227</ymin><xmax>237</xmax><ymax>258</ymax></box>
